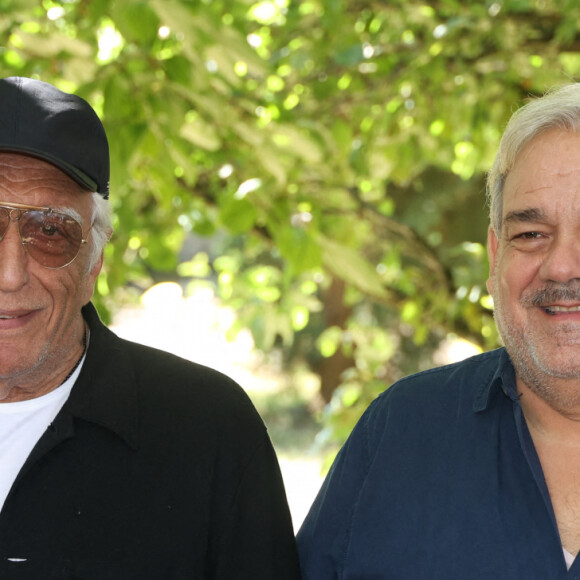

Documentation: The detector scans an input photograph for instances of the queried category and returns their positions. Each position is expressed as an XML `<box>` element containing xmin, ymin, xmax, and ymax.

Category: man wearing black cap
<box><xmin>0</xmin><ymin>77</ymin><xmax>300</xmax><ymax>579</ymax></box>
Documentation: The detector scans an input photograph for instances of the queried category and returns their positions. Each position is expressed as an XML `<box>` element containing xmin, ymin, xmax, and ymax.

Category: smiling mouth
<box><xmin>0</xmin><ymin>310</ymin><xmax>34</xmax><ymax>321</ymax></box>
<box><xmin>544</xmin><ymin>305</ymin><xmax>580</xmax><ymax>315</ymax></box>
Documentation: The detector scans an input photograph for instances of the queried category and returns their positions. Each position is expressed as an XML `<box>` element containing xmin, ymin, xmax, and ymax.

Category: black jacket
<box><xmin>0</xmin><ymin>303</ymin><xmax>300</xmax><ymax>579</ymax></box>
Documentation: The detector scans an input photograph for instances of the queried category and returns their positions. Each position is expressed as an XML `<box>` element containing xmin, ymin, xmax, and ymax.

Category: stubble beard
<box><xmin>492</xmin><ymin>280</ymin><xmax>580</xmax><ymax>409</ymax></box>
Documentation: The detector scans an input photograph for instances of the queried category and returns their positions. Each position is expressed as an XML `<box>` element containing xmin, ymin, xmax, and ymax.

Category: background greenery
<box><xmin>2</xmin><ymin>0</ymin><xmax>580</xmax><ymax>453</ymax></box>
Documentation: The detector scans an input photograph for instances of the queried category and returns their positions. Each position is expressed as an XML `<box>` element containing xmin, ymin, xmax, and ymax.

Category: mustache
<box><xmin>524</xmin><ymin>283</ymin><xmax>580</xmax><ymax>307</ymax></box>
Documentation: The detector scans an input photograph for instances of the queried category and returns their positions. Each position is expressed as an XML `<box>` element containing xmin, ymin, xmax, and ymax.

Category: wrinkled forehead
<box><xmin>0</xmin><ymin>152</ymin><xmax>94</xmax><ymax>219</ymax></box>
<box><xmin>505</xmin><ymin>130</ymin><xmax>580</xmax><ymax>196</ymax></box>
<box><xmin>0</xmin><ymin>151</ymin><xmax>85</xmax><ymax>182</ymax></box>
<box><xmin>500</xmin><ymin>130</ymin><xmax>580</xmax><ymax>229</ymax></box>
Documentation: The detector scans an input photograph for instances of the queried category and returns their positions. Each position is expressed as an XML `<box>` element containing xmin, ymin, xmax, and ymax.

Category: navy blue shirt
<box><xmin>297</xmin><ymin>348</ymin><xmax>579</xmax><ymax>579</ymax></box>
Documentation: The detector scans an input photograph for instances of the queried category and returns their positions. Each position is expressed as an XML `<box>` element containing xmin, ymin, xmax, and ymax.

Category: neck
<box><xmin>518</xmin><ymin>376</ymin><xmax>580</xmax><ymax>445</ymax></box>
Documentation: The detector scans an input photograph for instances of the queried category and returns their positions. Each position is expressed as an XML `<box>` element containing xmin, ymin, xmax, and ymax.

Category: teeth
<box><xmin>546</xmin><ymin>306</ymin><xmax>580</xmax><ymax>312</ymax></box>
<box><xmin>0</xmin><ymin>316</ymin><xmax>16</xmax><ymax>319</ymax></box>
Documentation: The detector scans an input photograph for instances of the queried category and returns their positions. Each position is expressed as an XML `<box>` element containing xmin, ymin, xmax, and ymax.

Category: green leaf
<box><xmin>219</xmin><ymin>197</ymin><xmax>258</xmax><ymax>234</ymax></box>
<box><xmin>317</xmin><ymin>236</ymin><xmax>387</xmax><ymax>299</ymax></box>
<box><xmin>275</xmin><ymin>226</ymin><xmax>322</xmax><ymax>273</ymax></box>
<box><xmin>180</xmin><ymin>116</ymin><xmax>222</xmax><ymax>151</ymax></box>
<box><xmin>164</xmin><ymin>56</ymin><xmax>194</xmax><ymax>86</ymax></box>
<box><xmin>112</xmin><ymin>1</ymin><xmax>160</xmax><ymax>45</ymax></box>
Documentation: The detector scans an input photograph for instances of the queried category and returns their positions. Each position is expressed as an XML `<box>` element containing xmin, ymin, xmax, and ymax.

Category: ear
<box><xmin>486</xmin><ymin>226</ymin><xmax>499</xmax><ymax>295</ymax></box>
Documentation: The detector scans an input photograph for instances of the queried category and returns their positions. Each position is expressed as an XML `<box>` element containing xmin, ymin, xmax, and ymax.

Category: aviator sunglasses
<box><xmin>0</xmin><ymin>201</ymin><xmax>88</xmax><ymax>269</ymax></box>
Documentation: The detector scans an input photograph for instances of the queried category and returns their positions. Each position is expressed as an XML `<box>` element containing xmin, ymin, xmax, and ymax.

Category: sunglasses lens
<box><xmin>0</xmin><ymin>208</ymin><xmax>12</xmax><ymax>240</ymax></box>
<box><xmin>19</xmin><ymin>211</ymin><xmax>84</xmax><ymax>268</ymax></box>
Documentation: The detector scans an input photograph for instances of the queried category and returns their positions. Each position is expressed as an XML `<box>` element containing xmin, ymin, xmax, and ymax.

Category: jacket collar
<box><xmin>63</xmin><ymin>302</ymin><xmax>139</xmax><ymax>450</ymax></box>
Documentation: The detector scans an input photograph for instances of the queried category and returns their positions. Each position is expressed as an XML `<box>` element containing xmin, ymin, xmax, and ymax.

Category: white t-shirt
<box><xmin>564</xmin><ymin>548</ymin><xmax>575</xmax><ymax>570</ymax></box>
<box><xmin>0</xmin><ymin>357</ymin><xmax>84</xmax><ymax>513</ymax></box>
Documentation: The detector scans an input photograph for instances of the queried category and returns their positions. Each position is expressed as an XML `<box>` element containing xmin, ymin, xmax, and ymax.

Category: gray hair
<box><xmin>87</xmin><ymin>192</ymin><xmax>113</xmax><ymax>270</ymax></box>
<box><xmin>487</xmin><ymin>83</ymin><xmax>580</xmax><ymax>234</ymax></box>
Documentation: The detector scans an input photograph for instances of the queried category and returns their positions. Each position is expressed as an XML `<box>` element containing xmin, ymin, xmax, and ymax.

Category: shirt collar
<box><xmin>63</xmin><ymin>302</ymin><xmax>139</xmax><ymax>450</ymax></box>
<box><xmin>473</xmin><ymin>347</ymin><xmax>519</xmax><ymax>413</ymax></box>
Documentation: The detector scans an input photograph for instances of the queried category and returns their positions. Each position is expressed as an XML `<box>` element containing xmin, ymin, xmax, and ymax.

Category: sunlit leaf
<box><xmin>275</xmin><ymin>226</ymin><xmax>322</xmax><ymax>273</ymax></box>
<box><xmin>318</xmin><ymin>236</ymin><xmax>387</xmax><ymax>299</ymax></box>
<box><xmin>219</xmin><ymin>197</ymin><xmax>258</xmax><ymax>234</ymax></box>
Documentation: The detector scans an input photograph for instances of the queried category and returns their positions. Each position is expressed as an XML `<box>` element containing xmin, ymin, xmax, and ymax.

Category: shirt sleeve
<box><xmin>296</xmin><ymin>398</ymin><xmax>381</xmax><ymax>579</ymax></box>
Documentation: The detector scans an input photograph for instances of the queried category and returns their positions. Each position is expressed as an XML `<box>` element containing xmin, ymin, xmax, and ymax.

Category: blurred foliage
<box><xmin>2</xmin><ymin>0</ymin><xmax>580</xmax><ymax>450</ymax></box>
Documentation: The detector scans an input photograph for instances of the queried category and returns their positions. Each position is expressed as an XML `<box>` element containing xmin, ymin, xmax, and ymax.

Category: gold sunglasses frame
<box><xmin>0</xmin><ymin>200</ymin><xmax>88</xmax><ymax>269</ymax></box>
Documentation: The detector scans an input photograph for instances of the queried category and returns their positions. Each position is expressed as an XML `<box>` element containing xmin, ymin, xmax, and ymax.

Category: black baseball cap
<box><xmin>0</xmin><ymin>76</ymin><xmax>110</xmax><ymax>199</ymax></box>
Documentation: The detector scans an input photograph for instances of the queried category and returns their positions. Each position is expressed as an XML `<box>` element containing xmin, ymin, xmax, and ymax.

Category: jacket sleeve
<box><xmin>207</xmin><ymin>422</ymin><xmax>301</xmax><ymax>579</ymax></box>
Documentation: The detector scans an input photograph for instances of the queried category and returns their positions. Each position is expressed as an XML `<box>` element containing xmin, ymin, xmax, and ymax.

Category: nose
<box><xmin>0</xmin><ymin>222</ymin><xmax>29</xmax><ymax>292</ymax></box>
<box><xmin>538</xmin><ymin>234</ymin><xmax>580</xmax><ymax>284</ymax></box>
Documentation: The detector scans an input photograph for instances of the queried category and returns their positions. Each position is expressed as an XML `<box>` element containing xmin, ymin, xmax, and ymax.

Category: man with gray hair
<box><xmin>297</xmin><ymin>84</ymin><xmax>580</xmax><ymax>579</ymax></box>
<box><xmin>0</xmin><ymin>77</ymin><xmax>300</xmax><ymax>579</ymax></box>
